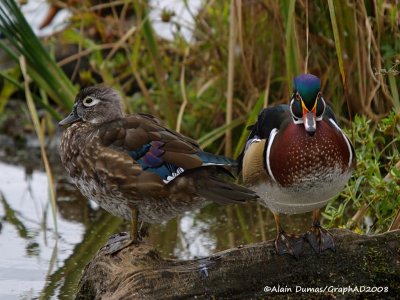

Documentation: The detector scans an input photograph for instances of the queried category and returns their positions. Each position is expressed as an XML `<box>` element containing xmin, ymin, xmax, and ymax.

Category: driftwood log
<box><xmin>76</xmin><ymin>229</ymin><xmax>400</xmax><ymax>299</ymax></box>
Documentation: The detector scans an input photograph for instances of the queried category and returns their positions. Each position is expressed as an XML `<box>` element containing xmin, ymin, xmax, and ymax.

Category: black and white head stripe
<box><xmin>290</xmin><ymin>98</ymin><xmax>303</xmax><ymax>124</ymax></box>
<box><xmin>316</xmin><ymin>97</ymin><xmax>326</xmax><ymax>121</ymax></box>
<box><xmin>290</xmin><ymin>95</ymin><xmax>326</xmax><ymax>124</ymax></box>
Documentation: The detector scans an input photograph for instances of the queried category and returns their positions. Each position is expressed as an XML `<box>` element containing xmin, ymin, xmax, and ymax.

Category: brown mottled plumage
<box><xmin>59</xmin><ymin>86</ymin><xmax>257</xmax><ymax>251</ymax></box>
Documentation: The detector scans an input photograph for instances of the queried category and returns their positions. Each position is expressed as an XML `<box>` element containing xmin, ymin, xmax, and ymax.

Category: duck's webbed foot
<box><xmin>305</xmin><ymin>222</ymin><xmax>335</xmax><ymax>254</ymax></box>
<box><xmin>272</xmin><ymin>212</ymin><xmax>303</xmax><ymax>258</ymax></box>
<box><xmin>275</xmin><ymin>231</ymin><xmax>304</xmax><ymax>259</ymax></box>
<box><xmin>305</xmin><ymin>210</ymin><xmax>335</xmax><ymax>254</ymax></box>
<box><xmin>104</xmin><ymin>208</ymin><xmax>145</xmax><ymax>255</ymax></box>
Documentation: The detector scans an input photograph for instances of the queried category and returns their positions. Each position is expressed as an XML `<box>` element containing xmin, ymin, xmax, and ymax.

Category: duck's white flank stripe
<box><xmin>329</xmin><ymin>118</ymin><xmax>353</xmax><ymax>168</ymax></box>
<box><xmin>266</xmin><ymin>128</ymin><xmax>278</xmax><ymax>183</ymax></box>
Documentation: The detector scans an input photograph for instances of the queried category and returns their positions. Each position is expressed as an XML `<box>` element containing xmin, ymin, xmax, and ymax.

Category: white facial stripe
<box><xmin>316</xmin><ymin>97</ymin><xmax>326</xmax><ymax>121</ymax></box>
<box><xmin>291</xmin><ymin>96</ymin><xmax>326</xmax><ymax>123</ymax></box>
<box><xmin>265</xmin><ymin>128</ymin><xmax>278</xmax><ymax>183</ymax></box>
<box><xmin>293</xmin><ymin>117</ymin><xmax>303</xmax><ymax>124</ymax></box>
<box><xmin>290</xmin><ymin>98</ymin><xmax>304</xmax><ymax>124</ymax></box>
<box><xmin>329</xmin><ymin>118</ymin><xmax>353</xmax><ymax>168</ymax></box>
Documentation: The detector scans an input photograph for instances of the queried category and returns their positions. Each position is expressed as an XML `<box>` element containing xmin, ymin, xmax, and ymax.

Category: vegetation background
<box><xmin>0</xmin><ymin>0</ymin><xmax>399</xmax><ymax>240</ymax></box>
<box><xmin>0</xmin><ymin>1</ymin><xmax>399</xmax><ymax>297</ymax></box>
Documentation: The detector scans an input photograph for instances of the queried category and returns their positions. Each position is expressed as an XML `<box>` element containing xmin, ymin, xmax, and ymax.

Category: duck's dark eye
<box><xmin>82</xmin><ymin>96</ymin><xmax>99</xmax><ymax>107</ymax></box>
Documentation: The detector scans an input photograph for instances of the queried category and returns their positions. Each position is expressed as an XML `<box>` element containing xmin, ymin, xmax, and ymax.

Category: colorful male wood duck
<box><xmin>238</xmin><ymin>74</ymin><xmax>356</xmax><ymax>257</ymax></box>
<box><xmin>59</xmin><ymin>86</ymin><xmax>257</xmax><ymax>252</ymax></box>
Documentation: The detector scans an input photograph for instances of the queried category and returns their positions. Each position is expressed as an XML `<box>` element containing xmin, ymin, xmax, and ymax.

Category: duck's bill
<box><xmin>59</xmin><ymin>109</ymin><xmax>80</xmax><ymax>126</ymax></box>
<box><xmin>303</xmin><ymin>111</ymin><xmax>316</xmax><ymax>135</ymax></box>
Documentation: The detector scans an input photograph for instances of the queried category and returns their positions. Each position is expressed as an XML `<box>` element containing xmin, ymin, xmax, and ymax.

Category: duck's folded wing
<box><xmin>94</xmin><ymin>146</ymin><xmax>168</xmax><ymax>199</ymax></box>
<box><xmin>237</xmin><ymin>105</ymin><xmax>291</xmax><ymax>173</ymax></box>
<box><xmin>95</xmin><ymin>114</ymin><xmax>238</xmax><ymax>198</ymax></box>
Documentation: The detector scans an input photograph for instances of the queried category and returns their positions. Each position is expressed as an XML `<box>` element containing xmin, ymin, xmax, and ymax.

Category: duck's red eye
<box><xmin>295</xmin><ymin>93</ymin><xmax>301</xmax><ymax>101</ymax></box>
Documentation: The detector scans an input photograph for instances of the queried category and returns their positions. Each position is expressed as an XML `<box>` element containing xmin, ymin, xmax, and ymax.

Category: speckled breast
<box><xmin>260</xmin><ymin>120</ymin><xmax>353</xmax><ymax>214</ymax></box>
<box><xmin>270</xmin><ymin>121</ymin><xmax>351</xmax><ymax>186</ymax></box>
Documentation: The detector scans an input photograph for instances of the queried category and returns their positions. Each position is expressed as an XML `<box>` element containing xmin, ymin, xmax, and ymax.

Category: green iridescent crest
<box><xmin>293</xmin><ymin>74</ymin><xmax>321</xmax><ymax>111</ymax></box>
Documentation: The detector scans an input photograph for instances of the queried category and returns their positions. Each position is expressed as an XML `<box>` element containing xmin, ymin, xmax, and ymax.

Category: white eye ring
<box><xmin>83</xmin><ymin>97</ymin><xmax>100</xmax><ymax>107</ymax></box>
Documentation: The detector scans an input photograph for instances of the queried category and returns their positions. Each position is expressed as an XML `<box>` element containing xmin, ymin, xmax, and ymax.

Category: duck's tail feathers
<box><xmin>196</xmin><ymin>151</ymin><xmax>238</xmax><ymax>167</ymax></box>
<box><xmin>197</xmin><ymin>177</ymin><xmax>258</xmax><ymax>204</ymax></box>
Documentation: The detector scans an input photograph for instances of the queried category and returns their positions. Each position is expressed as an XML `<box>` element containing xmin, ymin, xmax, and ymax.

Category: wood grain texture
<box><xmin>76</xmin><ymin>229</ymin><xmax>400</xmax><ymax>299</ymax></box>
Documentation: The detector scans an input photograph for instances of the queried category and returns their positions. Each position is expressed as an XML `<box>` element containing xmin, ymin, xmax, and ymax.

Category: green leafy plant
<box><xmin>324</xmin><ymin>111</ymin><xmax>400</xmax><ymax>233</ymax></box>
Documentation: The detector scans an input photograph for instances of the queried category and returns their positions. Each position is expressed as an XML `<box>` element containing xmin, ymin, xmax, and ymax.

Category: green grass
<box><xmin>0</xmin><ymin>0</ymin><xmax>76</xmax><ymax>113</ymax></box>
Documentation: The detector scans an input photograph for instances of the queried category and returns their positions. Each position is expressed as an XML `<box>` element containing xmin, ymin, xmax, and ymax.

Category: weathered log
<box><xmin>76</xmin><ymin>229</ymin><xmax>400</xmax><ymax>299</ymax></box>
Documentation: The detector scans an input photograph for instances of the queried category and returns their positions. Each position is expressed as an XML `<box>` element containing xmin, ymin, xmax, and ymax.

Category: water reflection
<box><xmin>0</xmin><ymin>162</ymin><xmax>83</xmax><ymax>299</ymax></box>
<box><xmin>0</xmin><ymin>155</ymin><xmax>312</xmax><ymax>299</ymax></box>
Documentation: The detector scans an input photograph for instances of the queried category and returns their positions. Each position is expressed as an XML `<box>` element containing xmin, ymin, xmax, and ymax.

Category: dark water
<box><xmin>0</xmin><ymin>137</ymin><xmax>312</xmax><ymax>299</ymax></box>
